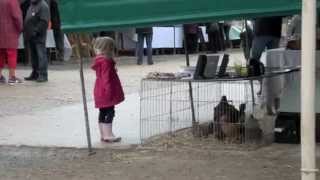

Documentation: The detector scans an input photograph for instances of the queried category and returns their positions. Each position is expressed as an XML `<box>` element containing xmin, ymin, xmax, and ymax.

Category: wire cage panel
<box><xmin>140</xmin><ymin>78</ymin><xmax>267</xmax><ymax>144</ymax></box>
<box><xmin>140</xmin><ymin>68</ymin><xmax>299</xmax><ymax>148</ymax></box>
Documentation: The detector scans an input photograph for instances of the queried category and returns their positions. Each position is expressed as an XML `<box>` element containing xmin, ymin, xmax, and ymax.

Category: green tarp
<box><xmin>60</xmin><ymin>0</ymin><xmax>316</xmax><ymax>32</ymax></box>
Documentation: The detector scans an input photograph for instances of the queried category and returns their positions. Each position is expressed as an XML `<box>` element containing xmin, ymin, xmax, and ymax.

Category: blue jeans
<box><xmin>251</xmin><ymin>36</ymin><xmax>280</xmax><ymax>60</ymax></box>
<box><xmin>29</xmin><ymin>40</ymin><xmax>48</xmax><ymax>78</ymax></box>
<box><xmin>137</xmin><ymin>33</ymin><xmax>153</xmax><ymax>64</ymax></box>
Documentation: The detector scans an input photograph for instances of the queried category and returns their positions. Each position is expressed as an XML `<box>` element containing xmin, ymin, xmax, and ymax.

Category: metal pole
<box><xmin>173</xmin><ymin>26</ymin><xmax>176</xmax><ymax>55</ymax></box>
<box><xmin>244</xmin><ymin>19</ymin><xmax>250</xmax><ymax>62</ymax></box>
<box><xmin>76</xmin><ymin>34</ymin><xmax>94</xmax><ymax>155</ymax></box>
<box><xmin>183</xmin><ymin>28</ymin><xmax>190</xmax><ymax>66</ymax></box>
<box><xmin>301</xmin><ymin>0</ymin><xmax>317</xmax><ymax>179</ymax></box>
<box><xmin>169</xmin><ymin>82</ymin><xmax>173</xmax><ymax>135</ymax></box>
<box><xmin>183</xmin><ymin>28</ymin><xmax>197</xmax><ymax>130</ymax></box>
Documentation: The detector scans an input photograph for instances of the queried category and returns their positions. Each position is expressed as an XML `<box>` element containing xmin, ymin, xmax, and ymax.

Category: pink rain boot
<box><xmin>101</xmin><ymin>123</ymin><xmax>121</xmax><ymax>143</ymax></box>
<box><xmin>99</xmin><ymin>123</ymin><xmax>105</xmax><ymax>141</ymax></box>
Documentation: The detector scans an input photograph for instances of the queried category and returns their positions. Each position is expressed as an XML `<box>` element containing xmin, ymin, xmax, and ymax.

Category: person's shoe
<box><xmin>24</xmin><ymin>73</ymin><xmax>38</xmax><ymax>81</ymax></box>
<box><xmin>101</xmin><ymin>137</ymin><xmax>122</xmax><ymax>143</ymax></box>
<box><xmin>36</xmin><ymin>76</ymin><xmax>48</xmax><ymax>83</ymax></box>
<box><xmin>8</xmin><ymin>77</ymin><xmax>23</xmax><ymax>85</ymax></box>
<box><xmin>0</xmin><ymin>76</ymin><xmax>6</xmax><ymax>84</ymax></box>
<box><xmin>147</xmin><ymin>61</ymin><xmax>154</xmax><ymax>65</ymax></box>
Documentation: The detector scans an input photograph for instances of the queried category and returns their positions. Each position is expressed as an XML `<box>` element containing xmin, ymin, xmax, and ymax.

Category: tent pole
<box><xmin>184</xmin><ymin>29</ymin><xmax>190</xmax><ymax>66</ymax></box>
<box><xmin>76</xmin><ymin>34</ymin><xmax>94</xmax><ymax>155</ymax></box>
<box><xmin>301</xmin><ymin>0</ymin><xmax>317</xmax><ymax>179</ymax></box>
<box><xmin>244</xmin><ymin>19</ymin><xmax>250</xmax><ymax>62</ymax></box>
<box><xmin>183</xmin><ymin>28</ymin><xmax>197</xmax><ymax>131</ymax></box>
<box><xmin>173</xmin><ymin>26</ymin><xmax>176</xmax><ymax>55</ymax></box>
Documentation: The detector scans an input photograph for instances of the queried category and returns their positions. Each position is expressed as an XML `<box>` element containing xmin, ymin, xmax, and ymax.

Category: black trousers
<box><xmin>99</xmin><ymin>106</ymin><xmax>115</xmax><ymax>124</ymax></box>
<box><xmin>207</xmin><ymin>32</ymin><xmax>220</xmax><ymax>53</ymax></box>
<box><xmin>53</xmin><ymin>28</ymin><xmax>64</xmax><ymax>61</ymax></box>
<box><xmin>29</xmin><ymin>40</ymin><xmax>48</xmax><ymax>79</ymax></box>
<box><xmin>185</xmin><ymin>34</ymin><xmax>198</xmax><ymax>53</ymax></box>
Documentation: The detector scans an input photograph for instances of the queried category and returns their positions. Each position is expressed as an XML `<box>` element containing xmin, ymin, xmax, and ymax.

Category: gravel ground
<box><xmin>0</xmin><ymin>143</ymin><xmax>318</xmax><ymax>180</ymax></box>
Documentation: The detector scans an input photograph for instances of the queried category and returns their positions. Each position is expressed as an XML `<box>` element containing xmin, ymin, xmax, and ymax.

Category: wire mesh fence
<box><xmin>140</xmin><ymin>70</ymin><xmax>299</xmax><ymax>146</ymax></box>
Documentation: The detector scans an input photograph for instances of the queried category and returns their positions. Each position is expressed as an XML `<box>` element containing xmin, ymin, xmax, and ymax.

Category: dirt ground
<box><xmin>0</xmin><ymin>52</ymin><xmax>319</xmax><ymax>179</ymax></box>
<box><xmin>0</xmin><ymin>142</ymin><xmax>319</xmax><ymax>180</ymax></box>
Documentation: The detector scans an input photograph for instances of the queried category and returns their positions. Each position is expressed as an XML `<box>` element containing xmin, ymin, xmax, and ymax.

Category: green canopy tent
<box><xmin>61</xmin><ymin>0</ymin><xmax>306</xmax><ymax>32</ymax></box>
<box><xmin>60</xmin><ymin>1</ymin><xmax>318</xmax><ymax>179</ymax></box>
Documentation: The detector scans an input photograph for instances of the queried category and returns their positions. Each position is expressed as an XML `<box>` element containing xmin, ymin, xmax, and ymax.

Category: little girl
<box><xmin>92</xmin><ymin>37</ymin><xmax>125</xmax><ymax>143</ymax></box>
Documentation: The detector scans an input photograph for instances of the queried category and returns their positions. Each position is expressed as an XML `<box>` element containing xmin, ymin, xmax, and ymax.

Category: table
<box><xmin>261</xmin><ymin>48</ymin><xmax>320</xmax><ymax>113</ymax></box>
<box><xmin>18</xmin><ymin>30</ymin><xmax>73</xmax><ymax>61</ymax></box>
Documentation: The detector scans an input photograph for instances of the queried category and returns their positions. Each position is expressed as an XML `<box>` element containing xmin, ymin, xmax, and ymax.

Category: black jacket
<box><xmin>46</xmin><ymin>0</ymin><xmax>61</xmax><ymax>29</ymax></box>
<box><xmin>24</xmin><ymin>0</ymin><xmax>50</xmax><ymax>43</ymax></box>
<box><xmin>253</xmin><ymin>17</ymin><xmax>283</xmax><ymax>38</ymax></box>
<box><xmin>136</xmin><ymin>28</ymin><xmax>153</xmax><ymax>34</ymax></box>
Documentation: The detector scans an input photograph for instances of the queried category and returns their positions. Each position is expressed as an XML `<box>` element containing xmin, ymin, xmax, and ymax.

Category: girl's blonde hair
<box><xmin>93</xmin><ymin>37</ymin><xmax>115</xmax><ymax>58</ymax></box>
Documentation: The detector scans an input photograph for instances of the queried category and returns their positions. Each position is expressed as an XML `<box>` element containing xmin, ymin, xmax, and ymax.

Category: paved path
<box><xmin>0</xmin><ymin>51</ymin><xmax>246</xmax><ymax>148</ymax></box>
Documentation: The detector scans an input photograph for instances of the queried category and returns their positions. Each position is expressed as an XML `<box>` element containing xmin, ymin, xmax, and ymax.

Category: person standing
<box><xmin>206</xmin><ymin>22</ymin><xmax>220</xmax><ymax>53</ymax></box>
<box><xmin>250</xmin><ymin>17</ymin><xmax>283</xmax><ymax>61</ymax></box>
<box><xmin>240</xmin><ymin>21</ymin><xmax>254</xmax><ymax>60</ymax></box>
<box><xmin>183</xmin><ymin>24</ymin><xmax>199</xmax><ymax>53</ymax></box>
<box><xmin>217</xmin><ymin>22</ymin><xmax>226</xmax><ymax>51</ymax></box>
<box><xmin>250</xmin><ymin>17</ymin><xmax>283</xmax><ymax>115</ymax></box>
<box><xmin>287</xmin><ymin>15</ymin><xmax>302</xmax><ymax>40</ymax></box>
<box><xmin>19</xmin><ymin>0</ymin><xmax>31</xmax><ymax>65</ymax></box>
<box><xmin>24</xmin><ymin>0</ymin><xmax>50</xmax><ymax>82</ymax></box>
<box><xmin>46</xmin><ymin>0</ymin><xmax>64</xmax><ymax>61</ymax></box>
<box><xmin>136</xmin><ymin>27</ymin><xmax>153</xmax><ymax>65</ymax></box>
<box><xmin>92</xmin><ymin>37</ymin><xmax>124</xmax><ymax>142</ymax></box>
<box><xmin>223</xmin><ymin>21</ymin><xmax>232</xmax><ymax>49</ymax></box>
<box><xmin>0</xmin><ymin>0</ymin><xmax>23</xmax><ymax>84</ymax></box>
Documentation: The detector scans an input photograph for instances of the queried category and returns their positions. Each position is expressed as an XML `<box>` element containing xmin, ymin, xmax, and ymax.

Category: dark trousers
<box><xmin>185</xmin><ymin>33</ymin><xmax>198</xmax><ymax>53</ymax></box>
<box><xmin>218</xmin><ymin>23</ymin><xmax>226</xmax><ymax>51</ymax></box>
<box><xmin>23</xmin><ymin>40</ymin><xmax>31</xmax><ymax>65</ymax></box>
<box><xmin>53</xmin><ymin>28</ymin><xmax>64</xmax><ymax>61</ymax></box>
<box><xmin>137</xmin><ymin>33</ymin><xmax>153</xmax><ymax>64</ymax></box>
<box><xmin>99</xmin><ymin>106</ymin><xmax>115</xmax><ymax>124</ymax></box>
<box><xmin>207</xmin><ymin>32</ymin><xmax>220</xmax><ymax>53</ymax></box>
<box><xmin>223</xmin><ymin>24</ymin><xmax>231</xmax><ymax>48</ymax></box>
<box><xmin>29</xmin><ymin>41</ymin><xmax>48</xmax><ymax>78</ymax></box>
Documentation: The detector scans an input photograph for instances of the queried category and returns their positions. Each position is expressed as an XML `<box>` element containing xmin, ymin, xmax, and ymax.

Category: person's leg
<box><xmin>212</xmin><ymin>32</ymin><xmax>220</xmax><ymax>53</ymax></box>
<box><xmin>145</xmin><ymin>33</ymin><xmax>153</xmax><ymax>65</ymax></box>
<box><xmin>100</xmin><ymin>106</ymin><xmax>121</xmax><ymax>142</ymax></box>
<box><xmin>53</xmin><ymin>28</ymin><xmax>64</xmax><ymax>61</ymax></box>
<box><xmin>137</xmin><ymin>33</ymin><xmax>144</xmax><ymax>65</ymax></box>
<box><xmin>207</xmin><ymin>33</ymin><xmax>213</xmax><ymax>52</ymax></box>
<box><xmin>191</xmin><ymin>34</ymin><xmax>199</xmax><ymax>53</ymax></box>
<box><xmin>218</xmin><ymin>23</ymin><xmax>226</xmax><ymax>51</ymax></box>
<box><xmin>266</xmin><ymin>37</ymin><xmax>280</xmax><ymax>50</ymax></box>
<box><xmin>6</xmin><ymin>49</ymin><xmax>23</xmax><ymax>84</ymax></box>
<box><xmin>35</xmin><ymin>42</ymin><xmax>48</xmax><ymax>82</ymax></box>
<box><xmin>98</xmin><ymin>108</ymin><xmax>106</xmax><ymax>140</ymax></box>
<box><xmin>185</xmin><ymin>33</ymin><xmax>192</xmax><ymax>53</ymax></box>
<box><xmin>0</xmin><ymin>49</ymin><xmax>5</xmax><ymax>78</ymax></box>
<box><xmin>250</xmin><ymin>36</ymin><xmax>269</xmax><ymax>61</ymax></box>
<box><xmin>23</xmin><ymin>39</ymin><xmax>31</xmax><ymax>65</ymax></box>
<box><xmin>6</xmin><ymin>49</ymin><xmax>17</xmax><ymax>79</ymax></box>
<box><xmin>223</xmin><ymin>24</ymin><xmax>231</xmax><ymax>48</ymax></box>
<box><xmin>265</xmin><ymin>37</ymin><xmax>281</xmax><ymax>114</ymax></box>
<box><xmin>212</xmin><ymin>31</ymin><xmax>220</xmax><ymax>52</ymax></box>
<box><xmin>198</xmin><ymin>28</ymin><xmax>206</xmax><ymax>51</ymax></box>
<box><xmin>0</xmin><ymin>49</ymin><xmax>6</xmax><ymax>83</ymax></box>
<box><xmin>25</xmin><ymin>41</ymin><xmax>39</xmax><ymax>80</ymax></box>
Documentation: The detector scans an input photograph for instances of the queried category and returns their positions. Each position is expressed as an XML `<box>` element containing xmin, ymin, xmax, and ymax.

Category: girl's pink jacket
<box><xmin>92</xmin><ymin>55</ymin><xmax>124</xmax><ymax>108</ymax></box>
